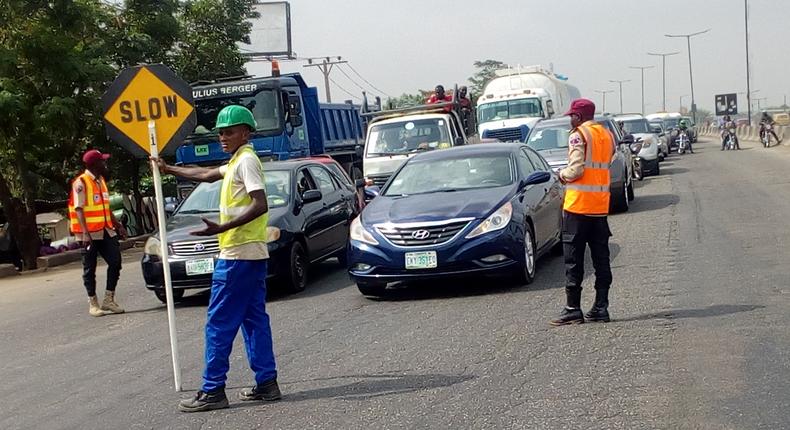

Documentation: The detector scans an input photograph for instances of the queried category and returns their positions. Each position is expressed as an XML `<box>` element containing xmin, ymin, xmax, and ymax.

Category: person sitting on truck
<box><xmin>457</xmin><ymin>86</ymin><xmax>472</xmax><ymax>109</ymax></box>
<box><xmin>427</xmin><ymin>85</ymin><xmax>453</xmax><ymax>104</ymax></box>
<box><xmin>427</xmin><ymin>85</ymin><xmax>453</xmax><ymax>113</ymax></box>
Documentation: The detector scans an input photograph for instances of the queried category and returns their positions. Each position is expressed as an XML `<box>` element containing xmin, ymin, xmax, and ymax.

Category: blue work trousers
<box><xmin>202</xmin><ymin>259</ymin><xmax>277</xmax><ymax>392</ymax></box>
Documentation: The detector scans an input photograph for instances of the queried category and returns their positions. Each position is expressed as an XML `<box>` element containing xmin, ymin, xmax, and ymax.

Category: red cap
<box><xmin>564</xmin><ymin>98</ymin><xmax>596</xmax><ymax>120</ymax></box>
<box><xmin>82</xmin><ymin>149</ymin><xmax>111</xmax><ymax>166</ymax></box>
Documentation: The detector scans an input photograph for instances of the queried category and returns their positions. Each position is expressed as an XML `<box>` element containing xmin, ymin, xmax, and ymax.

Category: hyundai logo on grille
<box><xmin>194</xmin><ymin>243</ymin><xmax>205</xmax><ymax>252</ymax></box>
<box><xmin>411</xmin><ymin>230</ymin><xmax>431</xmax><ymax>240</ymax></box>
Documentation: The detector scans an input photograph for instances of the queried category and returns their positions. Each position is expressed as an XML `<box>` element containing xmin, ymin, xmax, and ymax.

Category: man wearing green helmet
<box><xmin>677</xmin><ymin>119</ymin><xmax>694</xmax><ymax>153</ymax></box>
<box><xmin>153</xmin><ymin>105</ymin><xmax>281</xmax><ymax>412</ymax></box>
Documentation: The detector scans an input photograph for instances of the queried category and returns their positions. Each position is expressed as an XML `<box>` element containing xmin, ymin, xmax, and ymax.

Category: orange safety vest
<box><xmin>68</xmin><ymin>172</ymin><xmax>113</xmax><ymax>234</ymax></box>
<box><xmin>563</xmin><ymin>122</ymin><xmax>614</xmax><ymax>215</ymax></box>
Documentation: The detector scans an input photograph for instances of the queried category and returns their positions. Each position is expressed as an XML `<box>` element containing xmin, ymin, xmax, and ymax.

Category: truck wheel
<box><xmin>154</xmin><ymin>288</ymin><xmax>184</xmax><ymax>304</ymax></box>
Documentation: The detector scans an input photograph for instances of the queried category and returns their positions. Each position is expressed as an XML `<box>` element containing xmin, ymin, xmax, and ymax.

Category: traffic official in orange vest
<box><xmin>551</xmin><ymin>99</ymin><xmax>616</xmax><ymax>326</ymax></box>
<box><xmin>68</xmin><ymin>150</ymin><xmax>127</xmax><ymax>317</ymax></box>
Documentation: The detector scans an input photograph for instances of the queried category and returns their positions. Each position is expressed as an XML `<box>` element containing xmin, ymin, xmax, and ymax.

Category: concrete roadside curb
<box><xmin>0</xmin><ymin>234</ymin><xmax>151</xmax><ymax>279</ymax></box>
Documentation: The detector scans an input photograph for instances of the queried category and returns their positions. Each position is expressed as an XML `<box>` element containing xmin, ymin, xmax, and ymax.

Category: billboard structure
<box><xmin>715</xmin><ymin>93</ymin><xmax>738</xmax><ymax>116</ymax></box>
<box><xmin>240</xmin><ymin>1</ymin><xmax>293</xmax><ymax>59</ymax></box>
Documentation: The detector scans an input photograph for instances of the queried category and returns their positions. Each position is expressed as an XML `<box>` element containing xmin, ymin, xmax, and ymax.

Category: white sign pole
<box><xmin>148</xmin><ymin>120</ymin><xmax>182</xmax><ymax>392</ymax></box>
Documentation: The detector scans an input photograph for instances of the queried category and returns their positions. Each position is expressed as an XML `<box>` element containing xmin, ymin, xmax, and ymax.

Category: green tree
<box><xmin>468</xmin><ymin>59</ymin><xmax>505</xmax><ymax>101</ymax></box>
<box><xmin>0</xmin><ymin>0</ymin><xmax>116</xmax><ymax>269</ymax></box>
<box><xmin>387</xmin><ymin>90</ymin><xmax>433</xmax><ymax>109</ymax></box>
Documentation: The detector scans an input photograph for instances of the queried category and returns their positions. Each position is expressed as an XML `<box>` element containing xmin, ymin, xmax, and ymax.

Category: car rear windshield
<box><xmin>526</xmin><ymin>127</ymin><xmax>570</xmax><ymax>151</ymax></box>
<box><xmin>621</xmin><ymin>119</ymin><xmax>651</xmax><ymax>134</ymax></box>
<box><xmin>176</xmin><ymin>169</ymin><xmax>291</xmax><ymax>214</ymax></box>
<box><xmin>367</xmin><ymin>118</ymin><xmax>451</xmax><ymax>157</ymax></box>
<box><xmin>384</xmin><ymin>155</ymin><xmax>514</xmax><ymax>196</ymax></box>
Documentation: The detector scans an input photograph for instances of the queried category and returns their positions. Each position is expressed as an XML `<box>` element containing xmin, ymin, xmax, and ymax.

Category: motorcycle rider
<box><xmin>760</xmin><ymin>111</ymin><xmax>781</xmax><ymax>144</ymax></box>
<box><xmin>721</xmin><ymin>115</ymin><xmax>740</xmax><ymax>150</ymax></box>
<box><xmin>677</xmin><ymin>119</ymin><xmax>694</xmax><ymax>153</ymax></box>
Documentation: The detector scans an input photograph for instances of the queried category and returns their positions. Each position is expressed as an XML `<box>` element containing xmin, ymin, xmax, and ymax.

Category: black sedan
<box><xmin>141</xmin><ymin>159</ymin><xmax>358</xmax><ymax>302</ymax></box>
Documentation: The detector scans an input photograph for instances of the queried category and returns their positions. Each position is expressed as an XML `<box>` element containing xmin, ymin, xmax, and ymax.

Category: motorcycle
<box><xmin>724</xmin><ymin>128</ymin><xmax>737</xmax><ymax>150</ymax></box>
<box><xmin>677</xmin><ymin>130</ymin><xmax>689</xmax><ymax>154</ymax></box>
<box><xmin>760</xmin><ymin>123</ymin><xmax>774</xmax><ymax>148</ymax></box>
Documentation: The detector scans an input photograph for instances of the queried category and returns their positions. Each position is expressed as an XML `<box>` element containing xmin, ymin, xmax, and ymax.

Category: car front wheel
<box><xmin>357</xmin><ymin>281</ymin><xmax>387</xmax><ymax>297</ymax></box>
<box><xmin>154</xmin><ymin>288</ymin><xmax>184</xmax><ymax>304</ymax></box>
<box><xmin>514</xmin><ymin>223</ymin><xmax>536</xmax><ymax>285</ymax></box>
<box><xmin>285</xmin><ymin>241</ymin><xmax>308</xmax><ymax>293</ymax></box>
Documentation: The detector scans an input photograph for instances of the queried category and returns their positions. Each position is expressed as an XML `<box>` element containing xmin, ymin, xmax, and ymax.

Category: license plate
<box><xmin>405</xmin><ymin>251</ymin><xmax>437</xmax><ymax>269</ymax></box>
<box><xmin>185</xmin><ymin>258</ymin><xmax>214</xmax><ymax>276</ymax></box>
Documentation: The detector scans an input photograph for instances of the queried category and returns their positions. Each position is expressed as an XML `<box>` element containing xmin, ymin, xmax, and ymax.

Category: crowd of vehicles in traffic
<box><xmin>139</xmin><ymin>66</ymin><xmax>697</xmax><ymax>302</ymax></box>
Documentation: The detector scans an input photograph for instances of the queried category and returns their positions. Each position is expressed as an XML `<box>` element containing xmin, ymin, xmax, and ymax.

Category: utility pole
<box><xmin>744</xmin><ymin>0</ymin><xmax>752</xmax><ymax>125</ymax></box>
<box><xmin>666</xmin><ymin>29</ymin><xmax>710</xmax><ymax>123</ymax></box>
<box><xmin>609</xmin><ymin>79</ymin><xmax>631</xmax><ymax>114</ymax></box>
<box><xmin>303</xmin><ymin>56</ymin><xmax>347</xmax><ymax>102</ymax></box>
<box><xmin>647</xmin><ymin>51</ymin><xmax>680</xmax><ymax>111</ymax></box>
<box><xmin>629</xmin><ymin>66</ymin><xmax>654</xmax><ymax>115</ymax></box>
<box><xmin>594</xmin><ymin>89</ymin><xmax>614</xmax><ymax>113</ymax></box>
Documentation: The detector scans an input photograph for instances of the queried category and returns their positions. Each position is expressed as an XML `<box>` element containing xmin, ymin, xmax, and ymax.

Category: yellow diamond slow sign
<box><xmin>102</xmin><ymin>64</ymin><xmax>196</xmax><ymax>158</ymax></box>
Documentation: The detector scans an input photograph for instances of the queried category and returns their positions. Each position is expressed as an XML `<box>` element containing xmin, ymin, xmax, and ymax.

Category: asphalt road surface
<box><xmin>2</xmin><ymin>137</ymin><xmax>789</xmax><ymax>430</ymax></box>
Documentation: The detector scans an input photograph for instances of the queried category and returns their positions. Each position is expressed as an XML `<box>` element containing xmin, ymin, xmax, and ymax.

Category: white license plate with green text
<box><xmin>185</xmin><ymin>258</ymin><xmax>215</xmax><ymax>276</ymax></box>
<box><xmin>405</xmin><ymin>251</ymin><xmax>438</xmax><ymax>269</ymax></box>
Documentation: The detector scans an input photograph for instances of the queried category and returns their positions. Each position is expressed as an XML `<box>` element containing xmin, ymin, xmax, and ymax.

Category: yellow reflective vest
<box><xmin>218</xmin><ymin>145</ymin><xmax>268</xmax><ymax>249</ymax></box>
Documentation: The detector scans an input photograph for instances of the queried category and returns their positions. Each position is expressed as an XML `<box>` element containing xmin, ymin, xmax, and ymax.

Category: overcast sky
<box><xmin>245</xmin><ymin>0</ymin><xmax>788</xmax><ymax>115</ymax></box>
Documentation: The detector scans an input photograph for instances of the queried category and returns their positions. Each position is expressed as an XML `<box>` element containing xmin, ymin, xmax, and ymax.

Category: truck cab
<box><xmin>175</xmin><ymin>72</ymin><xmax>364</xmax><ymax>198</ymax></box>
<box><xmin>362</xmin><ymin>103</ymin><xmax>473</xmax><ymax>188</ymax></box>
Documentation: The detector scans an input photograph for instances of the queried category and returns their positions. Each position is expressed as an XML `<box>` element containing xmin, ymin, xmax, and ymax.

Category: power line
<box><xmin>327</xmin><ymin>76</ymin><xmax>361</xmax><ymax>102</ymax></box>
<box><xmin>335</xmin><ymin>65</ymin><xmax>376</xmax><ymax>97</ymax></box>
<box><xmin>344</xmin><ymin>63</ymin><xmax>393</xmax><ymax>98</ymax></box>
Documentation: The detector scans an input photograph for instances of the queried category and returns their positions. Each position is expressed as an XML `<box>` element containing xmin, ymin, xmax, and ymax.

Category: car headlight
<box><xmin>144</xmin><ymin>236</ymin><xmax>161</xmax><ymax>256</ymax></box>
<box><xmin>266</xmin><ymin>226</ymin><xmax>281</xmax><ymax>243</ymax></box>
<box><xmin>466</xmin><ymin>202</ymin><xmax>513</xmax><ymax>239</ymax></box>
<box><xmin>350</xmin><ymin>216</ymin><xmax>378</xmax><ymax>245</ymax></box>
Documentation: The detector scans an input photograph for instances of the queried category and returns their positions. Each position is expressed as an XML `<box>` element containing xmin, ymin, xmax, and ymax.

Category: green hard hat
<box><xmin>214</xmin><ymin>105</ymin><xmax>257</xmax><ymax>131</ymax></box>
<box><xmin>679</xmin><ymin>119</ymin><xmax>688</xmax><ymax>126</ymax></box>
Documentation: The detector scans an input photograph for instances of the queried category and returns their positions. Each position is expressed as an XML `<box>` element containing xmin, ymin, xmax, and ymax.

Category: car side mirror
<box><xmin>301</xmin><ymin>189</ymin><xmax>322</xmax><ymax>204</ymax></box>
<box><xmin>164</xmin><ymin>202</ymin><xmax>177</xmax><ymax>217</ymax></box>
<box><xmin>521</xmin><ymin>171</ymin><xmax>551</xmax><ymax>189</ymax></box>
<box><xmin>355</xmin><ymin>145</ymin><xmax>364</xmax><ymax>158</ymax></box>
<box><xmin>621</xmin><ymin>135</ymin><xmax>635</xmax><ymax>145</ymax></box>
<box><xmin>546</xmin><ymin>100</ymin><xmax>555</xmax><ymax>117</ymax></box>
<box><xmin>286</xmin><ymin>94</ymin><xmax>303</xmax><ymax>128</ymax></box>
<box><xmin>364</xmin><ymin>185</ymin><xmax>381</xmax><ymax>200</ymax></box>
<box><xmin>454</xmin><ymin>136</ymin><xmax>465</xmax><ymax>146</ymax></box>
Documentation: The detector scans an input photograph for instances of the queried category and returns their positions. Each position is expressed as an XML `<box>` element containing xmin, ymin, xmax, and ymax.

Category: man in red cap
<box><xmin>68</xmin><ymin>149</ymin><xmax>127</xmax><ymax>317</ymax></box>
<box><xmin>551</xmin><ymin>98</ymin><xmax>615</xmax><ymax>326</ymax></box>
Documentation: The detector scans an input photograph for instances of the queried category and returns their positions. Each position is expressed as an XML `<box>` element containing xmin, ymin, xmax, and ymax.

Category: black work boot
<box><xmin>551</xmin><ymin>287</ymin><xmax>584</xmax><ymax>326</ymax></box>
<box><xmin>550</xmin><ymin>307</ymin><xmax>585</xmax><ymax>326</ymax></box>
<box><xmin>178</xmin><ymin>389</ymin><xmax>229</xmax><ymax>413</ymax></box>
<box><xmin>239</xmin><ymin>378</ymin><xmax>282</xmax><ymax>402</ymax></box>
<box><xmin>586</xmin><ymin>288</ymin><xmax>611</xmax><ymax>322</ymax></box>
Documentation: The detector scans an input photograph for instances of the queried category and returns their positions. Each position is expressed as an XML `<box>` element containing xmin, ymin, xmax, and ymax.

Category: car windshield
<box><xmin>190</xmin><ymin>89</ymin><xmax>281</xmax><ymax>137</ymax></box>
<box><xmin>526</xmin><ymin>127</ymin><xmax>570</xmax><ymax>151</ymax></box>
<box><xmin>663</xmin><ymin>118</ymin><xmax>680</xmax><ymax>128</ymax></box>
<box><xmin>176</xmin><ymin>170</ymin><xmax>291</xmax><ymax>214</ymax></box>
<box><xmin>621</xmin><ymin>119</ymin><xmax>651</xmax><ymax>134</ymax></box>
<box><xmin>478</xmin><ymin>98</ymin><xmax>543</xmax><ymax>123</ymax></box>
<box><xmin>384</xmin><ymin>155</ymin><xmax>514</xmax><ymax>196</ymax></box>
<box><xmin>367</xmin><ymin>118</ymin><xmax>451</xmax><ymax>157</ymax></box>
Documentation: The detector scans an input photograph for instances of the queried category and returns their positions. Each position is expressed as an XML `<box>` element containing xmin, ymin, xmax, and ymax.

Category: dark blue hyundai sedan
<box><xmin>348</xmin><ymin>143</ymin><xmax>564</xmax><ymax>296</ymax></box>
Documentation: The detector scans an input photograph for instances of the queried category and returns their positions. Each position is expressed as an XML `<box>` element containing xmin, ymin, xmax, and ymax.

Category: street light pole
<box><xmin>609</xmin><ymin>79</ymin><xmax>631</xmax><ymax>114</ymax></box>
<box><xmin>666</xmin><ymin>29</ymin><xmax>710</xmax><ymax>123</ymax></box>
<box><xmin>629</xmin><ymin>66</ymin><xmax>654</xmax><ymax>115</ymax></box>
<box><xmin>745</xmin><ymin>0</ymin><xmax>752</xmax><ymax>125</ymax></box>
<box><xmin>647</xmin><ymin>51</ymin><xmax>680</xmax><ymax>111</ymax></box>
<box><xmin>594</xmin><ymin>89</ymin><xmax>614</xmax><ymax>113</ymax></box>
